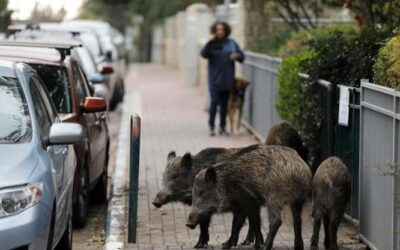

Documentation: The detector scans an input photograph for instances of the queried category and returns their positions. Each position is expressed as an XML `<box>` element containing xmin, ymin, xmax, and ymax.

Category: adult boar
<box><xmin>266</xmin><ymin>121</ymin><xmax>308</xmax><ymax>163</ymax></box>
<box><xmin>311</xmin><ymin>157</ymin><xmax>351</xmax><ymax>250</ymax></box>
<box><xmin>152</xmin><ymin>147</ymin><xmax>255</xmax><ymax>248</ymax></box>
<box><xmin>186</xmin><ymin>144</ymin><xmax>312</xmax><ymax>250</ymax></box>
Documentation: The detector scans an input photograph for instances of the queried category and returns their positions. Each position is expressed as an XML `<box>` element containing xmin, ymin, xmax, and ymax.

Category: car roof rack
<box><xmin>6</xmin><ymin>24</ymin><xmax>83</xmax><ymax>39</ymax></box>
<box><xmin>0</xmin><ymin>40</ymin><xmax>82</xmax><ymax>62</ymax></box>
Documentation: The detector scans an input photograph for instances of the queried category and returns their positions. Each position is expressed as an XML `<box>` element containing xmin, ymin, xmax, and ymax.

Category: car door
<box><xmin>72</xmin><ymin>62</ymin><xmax>103</xmax><ymax>182</ymax></box>
<box><xmin>29</xmin><ymin>77</ymin><xmax>68</xmax><ymax>239</ymax></box>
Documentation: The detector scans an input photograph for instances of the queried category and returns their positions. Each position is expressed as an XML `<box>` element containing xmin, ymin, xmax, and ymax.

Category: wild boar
<box><xmin>186</xmin><ymin>144</ymin><xmax>312</xmax><ymax>250</ymax></box>
<box><xmin>266</xmin><ymin>121</ymin><xmax>308</xmax><ymax>163</ymax></box>
<box><xmin>152</xmin><ymin>147</ymin><xmax>255</xmax><ymax>248</ymax></box>
<box><xmin>310</xmin><ymin>157</ymin><xmax>351</xmax><ymax>250</ymax></box>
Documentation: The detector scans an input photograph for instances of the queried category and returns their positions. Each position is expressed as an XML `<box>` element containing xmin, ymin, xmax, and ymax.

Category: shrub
<box><xmin>247</xmin><ymin>28</ymin><xmax>291</xmax><ymax>56</ymax></box>
<box><xmin>278</xmin><ymin>24</ymin><xmax>358</xmax><ymax>58</ymax></box>
<box><xmin>303</xmin><ymin>28</ymin><xmax>386</xmax><ymax>87</ymax></box>
<box><xmin>374</xmin><ymin>33</ymin><xmax>400</xmax><ymax>88</ymax></box>
<box><xmin>276</xmin><ymin>50</ymin><xmax>314</xmax><ymax>128</ymax></box>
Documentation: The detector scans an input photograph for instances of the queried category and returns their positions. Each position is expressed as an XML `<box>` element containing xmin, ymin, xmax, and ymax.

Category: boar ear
<box><xmin>204</xmin><ymin>167</ymin><xmax>217</xmax><ymax>184</ymax></box>
<box><xmin>167</xmin><ymin>151</ymin><xmax>176</xmax><ymax>161</ymax></box>
<box><xmin>181</xmin><ymin>153</ymin><xmax>192</xmax><ymax>170</ymax></box>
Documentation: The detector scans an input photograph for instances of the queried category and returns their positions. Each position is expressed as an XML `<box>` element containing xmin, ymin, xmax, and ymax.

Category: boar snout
<box><xmin>152</xmin><ymin>190</ymin><xmax>169</xmax><ymax>208</ymax></box>
<box><xmin>152</xmin><ymin>201</ymin><xmax>163</xmax><ymax>208</ymax></box>
<box><xmin>186</xmin><ymin>212</ymin><xmax>200</xmax><ymax>230</ymax></box>
<box><xmin>186</xmin><ymin>223</ymin><xmax>197</xmax><ymax>230</ymax></box>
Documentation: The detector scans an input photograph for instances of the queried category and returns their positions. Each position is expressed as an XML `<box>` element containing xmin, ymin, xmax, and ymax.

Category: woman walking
<box><xmin>201</xmin><ymin>21</ymin><xmax>245</xmax><ymax>136</ymax></box>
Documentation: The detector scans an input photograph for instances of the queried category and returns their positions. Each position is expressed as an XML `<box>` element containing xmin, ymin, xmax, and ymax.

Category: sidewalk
<box><xmin>121</xmin><ymin>64</ymin><xmax>361</xmax><ymax>249</ymax></box>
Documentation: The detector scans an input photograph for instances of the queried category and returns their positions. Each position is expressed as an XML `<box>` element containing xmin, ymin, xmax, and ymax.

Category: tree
<box><xmin>29</xmin><ymin>3</ymin><xmax>66</xmax><ymax>22</ymax></box>
<box><xmin>272</xmin><ymin>0</ymin><xmax>323</xmax><ymax>31</ymax></box>
<box><xmin>0</xmin><ymin>0</ymin><xmax>9</xmax><ymax>32</ymax></box>
<box><xmin>325</xmin><ymin>0</ymin><xmax>400</xmax><ymax>29</ymax></box>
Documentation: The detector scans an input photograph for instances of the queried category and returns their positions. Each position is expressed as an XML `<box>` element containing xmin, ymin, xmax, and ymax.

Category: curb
<box><xmin>104</xmin><ymin>94</ymin><xmax>132</xmax><ymax>250</ymax></box>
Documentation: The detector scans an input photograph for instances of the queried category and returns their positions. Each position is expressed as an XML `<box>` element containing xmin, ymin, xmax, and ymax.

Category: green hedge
<box><xmin>303</xmin><ymin>28</ymin><xmax>387</xmax><ymax>87</ymax></box>
<box><xmin>275</xmin><ymin>25</ymin><xmax>388</xmax><ymax>168</ymax></box>
<box><xmin>374</xmin><ymin>33</ymin><xmax>400</xmax><ymax>88</ymax></box>
<box><xmin>276</xmin><ymin>50</ymin><xmax>314</xmax><ymax>128</ymax></box>
<box><xmin>247</xmin><ymin>29</ymin><xmax>292</xmax><ymax>56</ymax></box>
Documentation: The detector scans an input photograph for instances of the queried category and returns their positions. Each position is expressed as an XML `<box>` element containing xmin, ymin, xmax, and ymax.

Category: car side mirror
<box><xmin>89</xmin><ymin>73</ymin><xmax>105</xmax><ymax>84</ymax></box>
<box><xmin>101</xmin><ymin>65</ymin><xmax>114</xmax><ymax>75</ymax></box>
<box><xmin>82</xmin><ymin>97</ymin><xmax>107</xmax><ymax>113</ymax></box>
<box><xmin>48</xmin><ymin>123</ymin><xmax>83</xmax><ymax>145</ymax></box>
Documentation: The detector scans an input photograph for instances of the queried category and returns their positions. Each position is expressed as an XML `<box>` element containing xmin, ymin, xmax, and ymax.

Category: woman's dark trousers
<box><xmin>209</xmin><ymin>89</ymin><xmax>230</xmax><ymax>130</ymax></box>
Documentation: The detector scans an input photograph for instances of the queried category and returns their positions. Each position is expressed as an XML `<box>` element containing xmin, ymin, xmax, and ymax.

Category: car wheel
<box><xmin>47</xmin><ymin>206</ymin><xmax>56</xmax><ymax>250</ymax></box>
<box><xmin>55</xmin><ymin>214</ymin><xmax>73</xmax><ymax>250</ymax></box>
<box><xmin>73</xmin><ymin>166</ymin><xmax>90</xmax><ymax>228</ymax></box>
<box><xmin>118</xmin><ymin>80</ymin><xmax>125</xmax><ymax>103</ymax></box>
<box><xmin>92</xmin><ymin>146</ymin><xmax>109</xmax><ymax>203</ymax></box>
<box><xmin>109</xmin><ymin>96</ymin><xmax>118</xmax><ymax>111</ymax></box>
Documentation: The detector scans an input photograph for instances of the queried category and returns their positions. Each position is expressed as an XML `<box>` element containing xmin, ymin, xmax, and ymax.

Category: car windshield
<box><xmin>0</xmin><ymin>76</ymin><xmax>32</xmax><ymax>144</ymax></box>
<box><xmin>30</xmin><ymin>64</ymin><xmax>72</xmax><ymax>113</ymax></box>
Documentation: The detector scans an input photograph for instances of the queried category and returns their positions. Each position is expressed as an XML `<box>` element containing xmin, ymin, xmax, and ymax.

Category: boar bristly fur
<box><xmin>153</xmin><ymin>147</ymin><xmax>246</xmax><ymax>248</ymax></box>
<box><xmin>266</xmin><ymin>121</ymin><xmax>308</xmax><ymax>164</ymax></box>
<box><xmin>188</xmin><ymin>144</ymin><xmax>312</xmax><ymax>250</ymax></box>
<box><xmin>311</xmin><ymin>157</ymin><xmax>351</xmax><ymax>250</ymax></box>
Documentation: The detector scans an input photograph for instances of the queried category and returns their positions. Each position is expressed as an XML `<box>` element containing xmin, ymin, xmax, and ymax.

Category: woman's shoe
<box><xmin>219</xmin><ymin>127</ymin><xmax>229</xmax><ymax>136</ymax></box>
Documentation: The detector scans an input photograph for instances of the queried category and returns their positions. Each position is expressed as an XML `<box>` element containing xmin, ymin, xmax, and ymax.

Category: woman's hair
<box><xmin>210</xmin><ymin>21</ymin><xmax>231</xmax><ymax>37</ymax></box>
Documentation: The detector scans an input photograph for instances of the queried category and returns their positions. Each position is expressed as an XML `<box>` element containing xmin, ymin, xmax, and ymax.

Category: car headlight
<box><xmin>0</xmin><ymin>182</ymin><xmax>43</xmax><ymax>218</ymax></box>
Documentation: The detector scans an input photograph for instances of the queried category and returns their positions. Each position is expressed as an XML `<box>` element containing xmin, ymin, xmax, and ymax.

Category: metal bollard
<box><xmin>128</xmin><ymin>114</ymin><xmax>141</xmax><ymax>243</ymax></box>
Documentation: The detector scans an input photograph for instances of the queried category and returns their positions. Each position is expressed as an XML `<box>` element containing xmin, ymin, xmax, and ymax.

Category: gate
<box><xmin>335</xmin><ymin>86</ymin><xmax>360</xmax><ymax>221</ymax></box>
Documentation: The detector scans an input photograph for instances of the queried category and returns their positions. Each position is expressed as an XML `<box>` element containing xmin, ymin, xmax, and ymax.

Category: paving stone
<box><xmin>123</xmin><ymin>64</ymin><xmax>361</xmax><ymax>249</ymax></box>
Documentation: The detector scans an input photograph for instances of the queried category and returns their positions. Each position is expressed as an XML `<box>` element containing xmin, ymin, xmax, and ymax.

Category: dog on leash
<box><xmin>228</xmin><ymin>77</ymin><xmax>250</xmax><ymax>133</ymax></box>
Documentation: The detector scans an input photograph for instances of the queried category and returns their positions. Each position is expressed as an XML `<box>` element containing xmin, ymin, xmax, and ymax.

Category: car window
<box><xmin>76</xmin><ymin>47</ymin><xmax>97</xmax><ymax>76</ymax></box>
<box><xmin>30</xmin><ymin>64</ymin><xmax>72</xmax><ymax>113</ymax></box>
<box><xmin>80</xmin><ymin>33</ymin><xmax>103</xmax><ymax>58</ymax></box>
<box><xmin>0</xmin><ymin>76</ymin><xmax>32</xmax><ymax>144</ymax></box>
<box><xmin>30</xmin><ymin>79</ymin><xmax>51</xmax><ymax>137</ymax></box>
<box><xmin>32</xmin><ymin>76</ymin><xmax>58</xmax><ymax>122</ymax></box>
<box><xmin>77</xmin><ymin>65</ymin><xmax>93</xmax><ymax>96</ymax></box>
<box><xmin>72</xmin><ymin>62</ymin><xmax>89</xmax><ymax>103</ymax></box>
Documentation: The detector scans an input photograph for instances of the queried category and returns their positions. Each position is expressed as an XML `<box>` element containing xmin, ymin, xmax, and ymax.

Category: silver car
<box><xmin>0</xmin><ymin>61</ymin><xmax>83</xmax><ymax>250</ymax></box>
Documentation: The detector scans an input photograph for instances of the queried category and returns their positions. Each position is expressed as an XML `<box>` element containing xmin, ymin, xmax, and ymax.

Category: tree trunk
<box><xmin>238</xmin><ymin>0</ymin><xmax>270</xmax><ymax>47</ymax></box>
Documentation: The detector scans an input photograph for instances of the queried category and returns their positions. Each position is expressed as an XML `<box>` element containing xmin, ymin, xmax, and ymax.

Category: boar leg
<box><xmin>291</xmin><ymin>201</ymin><xmax>304</xmax><ymax>250</ymax></box>
<box><xmin>310</xmin><ymin>210</ymin><xmax>321</xmax><ymax>250</ymax></box>
<box><xmin>241</xmin><ymin>223</ymin><xmax>255</xmax><ymax>245</ymax></box>
<box><xmin>323</xmin><ymin>214</ymin><xmax>330</xmax><ymax>249</ymax></box>
<box><xmin>194</xmin><ymin>216</ymin><xmax>211</xmax><ymax>248</ymax></box>
<box><xmin>328</xmin><ymin>209</ymin><xmax>343</xmax><ymax>250</ymax></box>
<box><xmin>222</xmin><ymin>210</ymin><xmax>246</xmax><ymax>249</ymax></box>
<box><xmin>247</xmin><ymin>205</ymin><xmax>263</xmax><ymax>249</ymax></box>
<box><xmin>263</xmin><ymin>206</ymin><xmax>282</xmax><ymax>250</ymax></box>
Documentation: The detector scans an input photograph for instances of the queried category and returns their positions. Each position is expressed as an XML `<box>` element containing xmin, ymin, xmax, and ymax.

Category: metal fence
<box><xmin>299</xmin><ymin>74</ymin><xmax>335</xmax><ymax>169</ymax></box>
<box><xmin>335</xmin><ymin>86</ymin><xmax>360</xmax><ymax>221</ymax></box>
<box><xmin>360</xmin><ymin>80</ymin><xmax>400</xmax><ymax>250</ymax></box>
<box><xmin>242</xmin><ymin>51</ymin><xmax>282</xmax><ymax>141</ymax></box>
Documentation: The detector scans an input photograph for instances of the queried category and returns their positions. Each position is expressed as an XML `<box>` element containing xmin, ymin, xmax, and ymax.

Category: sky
<box><xmin>8</xmin><ymin>0</ymin><xmax>83</xmax><ymax>21</ymax></box>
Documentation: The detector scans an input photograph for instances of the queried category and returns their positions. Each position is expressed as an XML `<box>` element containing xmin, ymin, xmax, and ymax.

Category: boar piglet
<box><xmin>187</xmin><ymin>144</ymin><xmax>312</xmax><ymax>250</ymax></box>
<box><xmin>311</xmin><ymin>157</ymin><xmax>351</xmax><ymax>250</ymax></box>
<box><xmin>153</xmin><ymin>147</ymin><xmax>256</xmax><ymax>248</ymax></box>
<box><xmin>266</xmin><ymin>121</ymin><xmax>308</xmax><ymax>164</ymax></box>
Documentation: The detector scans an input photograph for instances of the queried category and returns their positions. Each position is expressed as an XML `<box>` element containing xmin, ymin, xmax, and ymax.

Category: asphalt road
<box><xmin>72</xmin><ymin>105</ymin><xmax>122</xmax><ymax>250</ymax></box>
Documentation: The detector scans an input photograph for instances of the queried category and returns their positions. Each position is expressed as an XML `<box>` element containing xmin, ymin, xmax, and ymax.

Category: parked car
<box><xmin>64</xmin><ymin>20</ymin><xmax>126</xmax><ymax>110</ymax></box>
<box><xmin>0</xmin><ymin>40</ymin><xmax>110</xmax><ymax>227</ymax></box>
<box><xmin>0</xmin><ymin>60</ymin><xmax>83</xmax><ymax>250</ymax></box>
<box><xmin>6</xmin><ymin>23</ymin><xmax>114</xmax><ymax>104</ymax></box>
<box><xmin>73</xmin><ymin>46</ymin><xmax>115</xmax><ymax>106</ymax></box>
